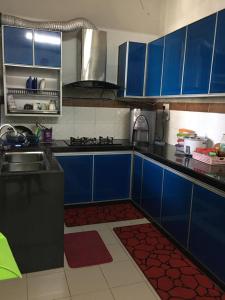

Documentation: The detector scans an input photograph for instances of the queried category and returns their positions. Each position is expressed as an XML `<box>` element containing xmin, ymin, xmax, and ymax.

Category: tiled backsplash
<box><xmin>166</xmin><ymin>110</ymin><xmax>225</xmax><ymax>146</ymax></box>
<box><xmin>0</xmin><ymin>106</ymin><xmax>130</xmax><ymax>140</ymax></box>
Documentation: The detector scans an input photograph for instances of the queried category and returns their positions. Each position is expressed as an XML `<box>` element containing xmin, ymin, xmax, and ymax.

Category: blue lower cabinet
<box><xmin>132</xmin><ymin>155</ymin><xmax>143</xmax><ymax>205</ymax></box>
<box><xmin>161</xmin><ymin>170</ymin><xmax>192</xmax><ymax>247</ymax></box>
<box><xmin>142</xmin><ymin>159</ymin><xmax>163</xmax><ymax>222</ymax></box>
<box><xmin>94</xmin><ymin>154</ymin><xmax>131</xmax><ymax>201</ymax></box>
<box><xmin>57</xmin><ymin>155</ymin><xmax>93</xmax><ymax>204</ymax></box>
<box><xmin>189</xmin><ymin>185</ymin><xmax>225</xmax><ymax>283</ymax></box>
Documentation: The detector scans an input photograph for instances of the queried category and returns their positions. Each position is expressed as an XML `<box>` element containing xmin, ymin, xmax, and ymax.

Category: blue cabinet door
<box><xmin>57</xmin><ymin>155</ymin><xmax>93</xmax><ymax>204</ymax></box>
<box><xmin>132</xmin><ymin>155</ymin><xmax>143</xmax><ymax>205</ymax></box>
<box><xmin>145</xmin><ymin>37</ymin><xmax>164</xmax><ymax>96</ymax></box>
<box><xmin>34</xmin><ymin>30</ymin><xmax>61</xmax><ymax>67</ymax></box>
<box><xmin>126</xmin><ymin>42</ymin><xmax>146</xmax><ymax>96</ymax></box>
<box><xmin>161</xmin><ymin>28</ymin><xmax>186</xmax><ymax>95</ymax></box>
<box><xmin>142</xmin><ymin>159</ymin><xmax>163</xmax><ymax>222</ymax></box>
<box><xmin>117</xmin><ymin>42</ymin><xmax>127</xmax><ymax>97</ymax></box>
<box><xmin>3</xmin><ymin>26</ymin><xmax>33</xmax><ymax>65</ymax></box>
<box><xmin>189</xmin><ymin>185</ymin><xmax>225</xmax><ymax>283</ymax></box>
<box><xmin>161</xmin><ymin>170</ymin><xmax>192</xmax><ymax>247</ymax></box>
<box><xmin>182</xmin><ymin>14</ymin><xmax>216</xmax><ymax>94</ymax></box>
<box><xmin>94</xmin><ymin>154</ymin><xmax>131</xmax><ymax>201</ymax></box>
<box><xmin>210</xmin><ymin>10</ymin><xmax>225</xmax><ymax>93</ymax></box>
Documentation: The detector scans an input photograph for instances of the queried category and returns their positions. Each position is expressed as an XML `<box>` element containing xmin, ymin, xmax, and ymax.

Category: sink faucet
<box><xmin>0</xmin><ymin>124</ymin><xmax>18</xmax><ymax>139</ymax></box>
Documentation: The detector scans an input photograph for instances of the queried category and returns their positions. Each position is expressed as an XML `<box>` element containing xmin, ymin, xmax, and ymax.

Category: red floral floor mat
<box><xmin>114</xmin><ymin>223</ymin><xmax>225</xmax><ymax>300</ymax></box>
<box><xmin>64</xmin><ymin>202</ymin><xmax>144</xmax><ymax>227</ymax></box>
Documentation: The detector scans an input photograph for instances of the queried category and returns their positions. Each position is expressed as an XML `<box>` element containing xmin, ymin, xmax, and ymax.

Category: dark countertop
<box><xmin>2</xmin><ymin>140</ymin><xmax>225</xmax><ymax>191</ymax></box>
<box><xmin>135</xmin><ymin>143</ymin><xmax>225</xmax><ymax>192</ymax></box>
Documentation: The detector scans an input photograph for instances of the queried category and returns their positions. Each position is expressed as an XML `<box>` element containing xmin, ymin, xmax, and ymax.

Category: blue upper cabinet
<box><xmin>57</xmin><ymin>155</ymin><xmax>93</xmax><ymax>205</ymax></box>
<box><xmin>161</xmin><ymin>170</ymin><xmax>193</xmax><ymax>247</ymax></box>
<box><xmin>117</xmin><ymin>42</ymin><xmax>146</xmax><ymax>97</ymax></box>
<box><xmin>210</xmin><ymin>10</ymin><xmax>225</xmax><ymax>93</ymax></box>
<box><xmin>182</xmin><ymin>14</ymin><xmax>216</xmax><ymax>94</ymax></box>
<box><xmin>142</xmin><ymin>159</ymin><xmax>163</xmax><ymax>222</ymax></box>
<box><xmin>189</xmin><ymin>185</ymin><xmax>225</xmax><ymax>283</ymax></box>
<box><xmin>161</xmin><ymin>28</ymin><xmax>186</xmax><ymax>96</ymax></box>
<box><xmin>3</xmin><ymin>26</ymin><xmax>61</xmax><ymax>68</ymax></box>
<box><xmin>145</xmin><ymin>37</ymin><xmax>164</xmax><ymax>96</ymax></box>
<box><xmin>94</xmin><ymin>154</ymin><xmax>131</xmax><ymax>201</ymax></box>
<box><xmin>117</xmin><ymin>43</ymin><xmax>127</xmax><ymax>97</ymax></box>
<box><xmin>132</xmin><ymin>155</ymin><xmax>143</xmax><ymax>205</ymax></box>
<box><xmin>3</xmin><ymin>26</ymin><xmax>33</xmax><ymax>65</ymax></box>
<box><xmin>34</xmin><ymin>30</ymin><xmax>61</xmax><ymax>67</ymax></box>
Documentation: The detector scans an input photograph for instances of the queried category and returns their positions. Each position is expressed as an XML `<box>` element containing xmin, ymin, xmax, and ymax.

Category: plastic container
<box><xmin>0</xmin><ymin>233</ymin><xmax>21</xmax><ymax>280</ymax></box>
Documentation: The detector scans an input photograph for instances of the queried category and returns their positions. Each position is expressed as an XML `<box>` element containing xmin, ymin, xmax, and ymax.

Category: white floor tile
<box><xmin>100</xmin><ymin>260</ymin><xmax>143</xmax><ymax>288</ymax></box>
<box><xmin>27</xmin><ymin>268</ymin><xmax>64</xmax><ymax>278</ymax></box>
<box><xmin>97</xmin><ymin>228</ymin><xmax>119</xmax><ymax>245</ymax></box>
<box><xmin>0</xmin><ymin>277</ymin><xmax>27</xmax><ymax>300</ymax></box>
<box><xmin>106</xmin><ymin>220</ymin><xmax>133</xmax><ymax>229</ymax></box>
<box><xmin>112</xmin><ymin>282</ymin><xmax>158</xmax><ymax>300</ymax></box>
<box><xmin>27</xmin><ymin>271</ymin><xmax>70</xmax><ymax>300</ymax></box>
<box><xmin>64</xmin><ymin>254</ymin><xmax>70</xmax><ymax>270</ymax></box>
<box><xmin>80</xmin><ymin>223</ymin><xmax>109</xmax><ymax>232</ymax></box>
<box><xmin>71</xmin><ymin>289</ymin><xmax>114</xmax><ymax>300</ymax></box>
<box><xmin>64</xmin><ymin>226</ymin><xmax>84</xmax><ymax>234</ymax></box>
<box><xmin>106</xmin><ymin>244</ymin><xmax>129</xmax><ymax>262</ymax></box>
<box><xmin>65</xmin><ymin>266</ymin><xmax>108</xmax><ymax>296</ymax></box>
<box><xmin>128</xmin><ymin>218</ymin><xmax>150</xmax><ymax>225</ymax></box>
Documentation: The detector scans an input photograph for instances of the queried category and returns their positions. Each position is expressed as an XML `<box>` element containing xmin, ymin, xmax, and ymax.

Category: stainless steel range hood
<box><xmin>65</xmin><ymin>29</ymin><xmax>119</xmax><ymax>89</ymax></box>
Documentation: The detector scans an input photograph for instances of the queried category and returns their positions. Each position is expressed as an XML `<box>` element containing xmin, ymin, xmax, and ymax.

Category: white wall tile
<box><xmin>0</xmin><ymin>105</ymin><xmax>130</xmax><ymax>140</ymax></box>
<box><xmin>95</xmin><ymin>108</ymin><xmax>116</xmax><ymax>123</ymax></box>
<box><xmin>74</xmin><ymin>107</ymin><xmax>96</xmax><ymax>123</ymax></box>
<box><xmin>95</xmin><ymin>122</ymin><xmax>115</xmax><ymax>137</ymax></box>
<box><xmin>75</xmin><ymin>122</ymin><xmax>96</xmax><ymax>137</ymax></box>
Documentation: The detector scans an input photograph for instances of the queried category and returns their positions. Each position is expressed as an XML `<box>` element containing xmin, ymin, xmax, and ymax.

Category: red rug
<box><xmin>114</xmin><ymin>223</ymin><xmax>225</xmax><ymax>300</ymax></box>
<box><xmin>64</xmin><ymin>231</ymin><xmax>113</xmax><ymax>268</ymax></box>
<box><xmin>64</xmin><ymin>202</ymin><xmax>144</xmax><ymax>227</ymax></box>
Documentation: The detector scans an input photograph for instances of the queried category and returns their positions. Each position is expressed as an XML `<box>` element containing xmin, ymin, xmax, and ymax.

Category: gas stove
<box><xmin>64</xmin><ymin>136</ymin><xmax>122</xmax><ymax>146</ymax></box>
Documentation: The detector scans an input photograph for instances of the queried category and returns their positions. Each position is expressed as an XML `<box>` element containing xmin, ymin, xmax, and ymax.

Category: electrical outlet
<box><xmin>163</xmin><ymin>103</ymin><xmax>170</xmax><ymax>121</ymax></box>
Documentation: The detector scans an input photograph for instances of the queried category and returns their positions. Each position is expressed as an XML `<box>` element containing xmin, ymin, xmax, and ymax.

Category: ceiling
<box><xmin>0</xmin><ymin>0</ymin><xmax>165</xmax><ymax>35</ymax></box>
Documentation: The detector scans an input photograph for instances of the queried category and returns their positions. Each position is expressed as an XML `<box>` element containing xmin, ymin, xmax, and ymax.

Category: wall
<box><xmin>163</xmin><ymin>0</ymin><xmax>225</xmax><ymax>34</ymax></box>
<box><xmin>166</xmin><ymin>110</ymin><xmax>225</xmax><ymax>146</ymax></box>
<box><xmin>0</xmin><ymin>105</ymin><xmax>130</xmax><ymax>140</ymax></box>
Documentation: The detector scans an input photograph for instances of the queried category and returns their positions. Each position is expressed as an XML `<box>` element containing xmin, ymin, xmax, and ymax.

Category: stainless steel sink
<box><xmin>1</xmin><ymin>151</ymin><xmax>48</xmax><ymax>173</ymax></box>
<box><xmin>1</xmin><ymin>162</ymin><xmax>46</xmax><ymax>173</ymax></box>
<box><xmin>4</xmin><ymin>152</ymin><xmax>45</xmax><ymax>163</ymax></box>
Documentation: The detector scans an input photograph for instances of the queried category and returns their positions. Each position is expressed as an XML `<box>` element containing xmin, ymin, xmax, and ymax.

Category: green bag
<box><xmin>0</xmin><ymin>233</ymin><xmax>22</xmax><ymax>280</ymax></box>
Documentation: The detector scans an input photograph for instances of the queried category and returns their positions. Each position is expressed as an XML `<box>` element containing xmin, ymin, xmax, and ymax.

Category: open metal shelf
<box><xmin>7</xmin><ymin>88</ymin><xmax>60</xmax><ymax>97</ymax></box>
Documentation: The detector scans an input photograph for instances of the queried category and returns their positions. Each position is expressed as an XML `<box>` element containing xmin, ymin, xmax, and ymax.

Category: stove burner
<box><xmin>67</xmin><ymin>136</ymin><xmax>118</xmax><ymax>146</ymax></box>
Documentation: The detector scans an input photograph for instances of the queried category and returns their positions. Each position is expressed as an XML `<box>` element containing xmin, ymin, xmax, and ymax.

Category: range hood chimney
<box><xmin>66</xmin><ymin>29</ymin><xmax>119</xmax><ymax>89</ymax></box>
